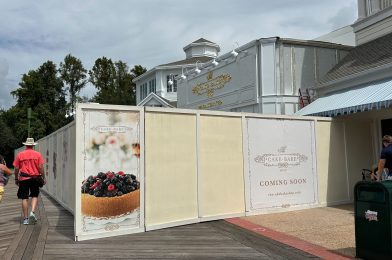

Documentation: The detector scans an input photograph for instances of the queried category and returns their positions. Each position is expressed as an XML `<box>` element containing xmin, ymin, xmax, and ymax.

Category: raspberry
<box><xmin>108</xmin><ymin>184</ymin><xmax>115</xmax><ymax>191</ymax></box>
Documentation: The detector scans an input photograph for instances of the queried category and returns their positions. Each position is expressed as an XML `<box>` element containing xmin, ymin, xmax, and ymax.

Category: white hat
<box><xmin>23</xmin><ymin>137</ymin><xmax>37</xmax><ymax>146</ymax></box>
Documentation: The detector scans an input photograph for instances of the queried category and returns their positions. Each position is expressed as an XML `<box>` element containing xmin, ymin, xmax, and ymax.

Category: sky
<box><xmin>0</xmin><ymin>0</ymin><xmax>357</xmax><ymax>109</ymax></box>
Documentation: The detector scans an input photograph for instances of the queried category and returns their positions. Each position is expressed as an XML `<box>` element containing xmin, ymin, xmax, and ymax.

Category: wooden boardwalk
<box><xmin>0</xmin><ymin>183</ymin><xmax>318</xmax><ymax>259</ymax></box>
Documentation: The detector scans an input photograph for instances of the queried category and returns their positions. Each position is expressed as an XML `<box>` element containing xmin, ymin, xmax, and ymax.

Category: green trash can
<box><xmin>354</xmin><ymin>181</ymin><xmax>392</xmax><ymax>260</ymax></box>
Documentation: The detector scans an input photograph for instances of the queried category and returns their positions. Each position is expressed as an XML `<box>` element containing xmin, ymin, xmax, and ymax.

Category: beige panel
<box><xmin>145</xmin><ymin>112</ymin><xmax>198</xmax><ymax>226</ymax></box>
<box><xmin>199</xmin><ymin>116</ymin><xmax>245</xmax><ymax>217</ymax></box>
<box><xmin>344</xmin><ymin>118</ymin><xmax>374</xmax><ymax>200</ymax></box>
<box><xmin>316</xmin><ymin>120</ymin><xmax>349</xmax><ymax>205</ymax></box>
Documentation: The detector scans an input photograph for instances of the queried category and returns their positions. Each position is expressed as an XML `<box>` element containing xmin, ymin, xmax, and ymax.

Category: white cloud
<box><xmin>0</xmin><ymin>0</ymin><xmax>357</xmax><ymax>108</ymax></box>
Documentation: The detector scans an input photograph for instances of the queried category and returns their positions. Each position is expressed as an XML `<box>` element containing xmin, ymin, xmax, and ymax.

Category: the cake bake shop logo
<box><xmin>365</xmin><ymin>210</ymin><xmax>378</xmax><ymax>222</ymax></box>
<box><xmin>91</xmin><ymin>126</ymin><xmax>132</xmax><ymax>133</ymax></box>
<box><xmin>254</xmin><ymin>146</ymin><xmax>308</xmax><ymax>168</ymax></box>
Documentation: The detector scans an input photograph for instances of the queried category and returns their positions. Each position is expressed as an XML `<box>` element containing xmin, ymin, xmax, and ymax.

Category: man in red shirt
<box><xmin>13</xmin><ymin>138</ymin><xmax>45</xmax><ymax>225</ymax></box>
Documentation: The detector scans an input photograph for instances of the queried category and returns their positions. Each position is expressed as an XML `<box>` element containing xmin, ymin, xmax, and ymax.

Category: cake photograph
<box><xmin>81</xmin><ymin>110</ymin><xmax>141</xmax><ymax>234</ymax></box>
<box><xmin>81</xmin><ymin>171</ymin><xmax>140</xmax><ymax>218</ymax></box>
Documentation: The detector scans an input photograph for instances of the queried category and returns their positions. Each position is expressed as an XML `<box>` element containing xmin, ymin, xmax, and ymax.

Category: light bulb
<box><xmin>231</xmin><ymin>49</ymin><xmax>238</xmax><ymax>57</ymax></box>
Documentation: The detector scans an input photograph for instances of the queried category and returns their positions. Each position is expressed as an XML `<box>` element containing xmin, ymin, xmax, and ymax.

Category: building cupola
<box><xmin>183</xmin><ymin>38</ymin><xmax>220</xmax><ymax>59</ymax></box>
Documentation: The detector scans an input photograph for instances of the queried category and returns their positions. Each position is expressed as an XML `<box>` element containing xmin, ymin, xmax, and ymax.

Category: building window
<box><xmin>366</xmin><ymin>0</ymin><xmax>373</xmax><ymax>15</ymax></box>
<box><xmin>149</xmin><ymin>78</ymin><xmax>156</xmax><ymax>94</ymax></box>
<box><xmin>382</xmin><ymin>0</ymin><xmax>392</xmax><ymax>9</ymax></box>
<box><xmin>140</xmin><ymin>83</ymin><xmax>148</xmax><ymax>100</ymax></box>
<box><xmin>166</xmin><ymin>75</ymin><xmax>178</xmax><ymax>93</ymax></box>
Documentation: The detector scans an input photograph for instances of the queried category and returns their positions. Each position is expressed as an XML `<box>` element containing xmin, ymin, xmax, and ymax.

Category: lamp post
<box><xmin>27</xmin><ymin>107</ymin><xmax>31</xmax><ymax>137</ymax></box>
<box><xmin>168</xmin><ymin>74</ymin><xmax>174</xmax><ymax>86</ymax></box>
<box><xmin>194</xmin><ymin>61</ymin><xmax>201</xmax><ymax>74</ymax></box>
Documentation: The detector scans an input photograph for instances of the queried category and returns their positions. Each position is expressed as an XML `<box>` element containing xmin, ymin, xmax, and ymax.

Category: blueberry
<box><xmin>130</xmin><ymin>174</ymin><xmax>136</xmax><ymax>180</ymax></box>
<box><xmin>117</xmin><ymin>191</ymin><xmax>123</xmax><ymax>196</ymax></box>
<box><xmin>94</xmin><ymin>191</ymin><xmax>103</xmax><ymax>197</ymax></box>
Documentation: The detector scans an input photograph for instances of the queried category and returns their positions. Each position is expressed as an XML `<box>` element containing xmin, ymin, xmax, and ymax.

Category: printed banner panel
<box><xmin>77</xmin><ymin>108</ymin><xmax>142</xmax><ymax>239</ymax></box>
<box><xmin>246</xmin><ymin>118</ymin><xmax>317</xmax><ymax>211</ymax></box>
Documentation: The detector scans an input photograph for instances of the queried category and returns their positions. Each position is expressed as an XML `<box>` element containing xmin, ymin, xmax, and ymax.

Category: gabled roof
<box><xmin>183</xmin><ymin>38</ymin><xmax>220</xmax><ymax>52</ymax></box>
<box><xmin>137</xmin><ymin>92</ymin><xmax>177</xmax><ymax>108</ymax></box>
<box><xmin>317</xmin><ymin>32</ymin><xmax>392</xmax><ymax>86</ymax></box>
<box><xmin>192</xmin><ymin>38</ymin><xmax>214</xmax><ymax>44</ymax></box>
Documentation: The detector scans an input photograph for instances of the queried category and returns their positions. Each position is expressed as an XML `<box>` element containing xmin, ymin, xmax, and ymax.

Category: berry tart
<box><xmin>81</xmin><ymin>171</ymin><xmax>140</xmax><ymax>218</ymax></box>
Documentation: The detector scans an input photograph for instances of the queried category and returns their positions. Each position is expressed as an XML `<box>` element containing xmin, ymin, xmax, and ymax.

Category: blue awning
<box><xmin>295</xmin><ymin>78</ymin><xmax>392</xmax><ymax>117</ymax></box>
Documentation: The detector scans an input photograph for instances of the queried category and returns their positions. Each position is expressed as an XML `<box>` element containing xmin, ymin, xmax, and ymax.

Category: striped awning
<box><xmin>295</xmin><ymin>78</ymin><xmax>392</xmax><ymax>117</ymax></box>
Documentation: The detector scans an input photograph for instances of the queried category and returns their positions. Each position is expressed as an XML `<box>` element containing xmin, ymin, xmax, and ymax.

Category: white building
<box><xmin>133</xmin><ymin>38</ymin><xmax>220</xmax><ymax>107</ymax></box>
<box><xmin>177</xmin><ymin>37</ymin><xmax>352</xmax><ymax>115</ymax></box>
<box><xmin>314</xmin><ymin>25</ymin><xmax>355</xmax><ymax>46</ymax></box>
<box><xmin>296</xmin><ymin>0</ymin><xmax>392</xmax><ymax>164</ymax></box>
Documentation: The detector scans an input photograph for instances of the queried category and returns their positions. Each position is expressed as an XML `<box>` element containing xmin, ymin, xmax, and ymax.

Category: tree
<box><xmin>0</xmin><ymin>109</ymin><xmax>19</xmax><ymax>165</ymax></box>
<box><xmin>89</xmin><ymin>57</ymin><xmax>116</xmax><ymax>104</ymax></box>
<box><xmin>130</xmin><ymin>65</ymin><xmax>147</xmax><ymax>79</ymax></box>
<box><xmin>130</xmin><ymin>65</ymin><xmax>147</xmax><ymax>104</ymax></box>
<box><xmin>59</xmin><ymin>54</ymin><xmax>87</xmax><ymax>112</ymax></box>
<box><xmin>89</xmin><ymin>58</ymin><xmax>147</xmax><ymax>105</ymax></box>
<box><xmin>11</xmin><ymin>61</ymin><xmax>67</xmax><ymax>139</ymax></box>
<box><xmin>113</xmin><ymin>61</ymin><xmax>135</xmax><ymax>105</ymax></box>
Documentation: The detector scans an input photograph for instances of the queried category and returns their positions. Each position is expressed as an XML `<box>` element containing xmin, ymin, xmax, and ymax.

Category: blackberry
<box><xmin>97</xmin><ymin>172</ymin><xmax>106</xmax><ymax>179</ymax></box>
<box><xmin>82</xmin><ymin>170</ymin><xmax>140</xmax><ymax>197</ymax></box>
<box><xmin>87</xmin><ymin>175</ymin><xmax>94</xmax><ymax>183</ymax></box>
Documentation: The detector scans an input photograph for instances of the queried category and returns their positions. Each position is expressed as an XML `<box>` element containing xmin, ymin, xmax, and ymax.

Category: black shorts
<box><xmin>17</xmin><ymin>178</ymin><xmax>40</xmax><ymax>199</ymax></box>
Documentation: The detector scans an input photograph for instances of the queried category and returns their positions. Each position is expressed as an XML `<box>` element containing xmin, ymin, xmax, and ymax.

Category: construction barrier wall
<box><xmin>14</xmin><ymin>103</ymin><xmax>370</xmax><ymax>241</ymax></box>
<box><xmin>35</xmin><ymin>122</ymin><xmax>76</xmax><ymax>214</ymax></box>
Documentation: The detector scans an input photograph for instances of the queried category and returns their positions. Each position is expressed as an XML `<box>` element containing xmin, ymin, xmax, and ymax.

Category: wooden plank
<box><xmin>3</xmin><ymin>183</ymin><xmax>323</xmax><ymax>259</ymax></box>
<box><xmin>32</xmin><ymin>196</ymin><xmax>49</xmax><ymax>260</ymax></box>
<box><xmin>1</xmin><ymin>183</ymin><xmax>24</xmax><ymax>260</ymax></box>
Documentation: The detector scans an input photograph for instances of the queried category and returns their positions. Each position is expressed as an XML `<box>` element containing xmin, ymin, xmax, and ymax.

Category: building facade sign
<box><xmin>178</xmin><ymin>51</ymin><xmax>257</xmax><ymax>110</ymax></box>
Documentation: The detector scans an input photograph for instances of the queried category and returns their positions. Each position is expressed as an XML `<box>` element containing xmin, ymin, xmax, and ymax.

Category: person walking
<box><xmin>13</xmin><ymin>138</ymin><xmax>45</xmax><ymax>225</ymax></box>
<box><xmin>376</xmin><ymin>135</ymin><xmax>392</xmax><ymax>181</ymax></box>
<box><xmin>0</xmin><ymin>154</ymin><xmax>13</xmax><ymax>203</ymax></box>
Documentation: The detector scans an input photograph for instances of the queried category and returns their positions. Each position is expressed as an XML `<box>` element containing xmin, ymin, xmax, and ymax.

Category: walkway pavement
<box><xmin>0</xmin><ymin>182</ymin><xmax>357</xmax><ymax>259</ymax></box>
<box><xmin>233</xmin><ymin>204</ymin><xmax>356</xmax><ymax>259</ymax></box>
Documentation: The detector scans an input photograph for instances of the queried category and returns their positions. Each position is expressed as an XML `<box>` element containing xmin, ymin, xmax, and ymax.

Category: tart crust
<box><xmin>81</xmin><ymin>189</ymin><xmax>140</xmax><ymax>218</ymax></box>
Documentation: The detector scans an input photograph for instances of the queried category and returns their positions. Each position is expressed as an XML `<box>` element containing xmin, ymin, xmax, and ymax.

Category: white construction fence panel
<box><xmin>245</xmin><ymin>117</ymin><xmax>318</xmax><ymax>213</ymax></box>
